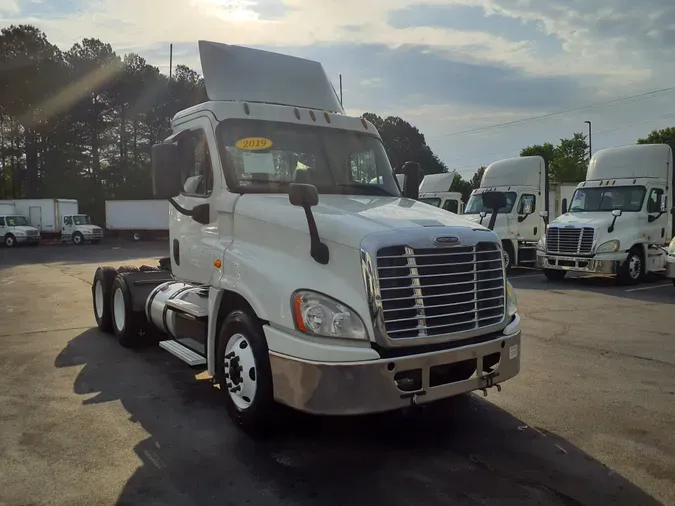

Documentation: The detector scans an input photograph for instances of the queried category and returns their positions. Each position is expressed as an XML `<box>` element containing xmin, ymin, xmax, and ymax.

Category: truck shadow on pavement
<box><xmin>510</xmin><ymin>270</ymin><xmax>675</xmax><ymax>304</ymax></box>
<box><xmin>55</xmin><ymin>329</ymin><xmax>663</xmax><ymax>506</ymax></box>
<box><xmin>0</xmin><ymin>242</ymin><xmax>168</xmax><ymax>271</ymax></box>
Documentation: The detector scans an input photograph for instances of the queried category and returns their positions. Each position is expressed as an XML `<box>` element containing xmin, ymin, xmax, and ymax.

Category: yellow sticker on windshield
<box><xmin>235</xmin><ymin>137</ymin><xmax>273</xmax><ymax>151</ymax></box>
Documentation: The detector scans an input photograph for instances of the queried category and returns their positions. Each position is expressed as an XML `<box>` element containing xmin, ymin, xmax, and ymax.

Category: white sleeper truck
<box><xmin>418</xmin><ymin>172</ymin><xmax>464</xmax><ymax>214</ymax></box>
<box><xmin>90</xmin><ymin>41</ymin><xmax>521</xmax><ymax>431</ymax></box>
<box><xmin>538</xmin><ymin>143</ymin><xmax>674</xmax><ymax>284</ymax></box>
<box><xmin>0</xmin><ymin>201</ymin><xmax>40</xmax><ymax>247</ymax></box>
<box><xmin>462</xmin><ymin>156</ymin><xmax>549</xmax><ymax>271</ymax></box>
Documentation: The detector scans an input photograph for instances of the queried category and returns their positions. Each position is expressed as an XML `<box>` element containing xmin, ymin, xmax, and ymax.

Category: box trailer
<box><xmin>10</xmin><ymin>199</ymin><xmax>103</xmax><ymax>244</ymax></box>
<box><xmin>105</xmin><ymin>200</ymin><xmax>169</xmax><ymax>240</ymax></box>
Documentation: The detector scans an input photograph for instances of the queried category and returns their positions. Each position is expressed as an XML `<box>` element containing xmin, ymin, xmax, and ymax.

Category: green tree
<box><xmin>637</xmin><ymin>127</ymin><xmax>675</xmax><ymax>153</ymax></box>
<box><xmin>362</xmin><ymin>113</ymin><xmax>447</xmax><ymax>175</ymax></box>
<box><xmin>520</xmin><ymin>135</ymin><xmax>588</xmax><ymax>182</ymax></box>
<box><xmin>520</xmin><ymin>142</ymin><xmax>555</xmax><ymax>165</ymax></box>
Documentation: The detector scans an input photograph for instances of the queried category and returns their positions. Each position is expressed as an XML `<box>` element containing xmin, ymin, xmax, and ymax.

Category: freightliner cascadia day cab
<box><xmin>537</xmin><ymin>143</ymin><xmax>674</xmax><ymax>285</ymax></box>
<box><xmin>90</xmin><ymin>41</ymin><xmax>521</xmax><ymax>431</ymax></box>
<box><xmin>418</xmin><ymin>172</ymin><xmax>464</xmax><ymax>214</ymax></box>
<box><xmin>462</xmin><ymin>156</ymin><xmax>549</xmax><ymax>271</ymax></box>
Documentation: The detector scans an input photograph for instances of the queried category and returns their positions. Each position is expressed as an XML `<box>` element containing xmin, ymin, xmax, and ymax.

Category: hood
<box><xmin>462</xmin><ymin>213</ymin><xmax>510</xmax><ymax>232</ymax></box>
<box><xmin>551</xmin><ymin>212</ymin><xmax>635</xmax><ymax>230</ymax></box>
<box><xmin>75</xmin><ymin>224</ymin><xmax>102</xmax><ymax>232</ymax></box>
<box><xmin>235</xmin><ymin>194</ymin><xmax>489</xmax><ymax>249</ymax></box>
<box><xmin>10</xmin><ymin>226</ymin><xmax>39</xmax><ymax>234</ymax></box>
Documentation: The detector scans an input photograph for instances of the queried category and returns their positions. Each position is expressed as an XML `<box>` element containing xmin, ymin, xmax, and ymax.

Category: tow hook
<box><xmin>480</xmin><ymin>372</ymin><xmax>501</xmax><ymax>396</ymax></box>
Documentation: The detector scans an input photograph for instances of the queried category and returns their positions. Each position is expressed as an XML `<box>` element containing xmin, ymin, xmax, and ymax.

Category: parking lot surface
<box><xmin>0</xmin><ymin>243</ymin><xmax>673</xmax><ymax>506</ymax></box>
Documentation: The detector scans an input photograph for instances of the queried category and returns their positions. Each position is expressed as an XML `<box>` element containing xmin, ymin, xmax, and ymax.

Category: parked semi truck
<box><xmin>418</xmin><ymin>172</ymin><xmax>464</xmax><ymax>214</ymax></box>
<box><xmin>105</xmin><ymin>200</ymin><xmax>169</xmax><ymax>240</ymax></box>
<box><xmin>0</xmin><ymin>201</ymin><xmax>40</xmax><ymax>247</ymax></box>
<box><xmin>537</xmin><ymin>143</ymin><xmax>674</xmax><ymax>285</ymax></box>
<box><xmin>5</xmin><ymin>198</ymin><xmax>102</xmax><ymax>244</ymax></box>
<box><xmin>90</xmin><ymin>41</ymin><xmax>520</xmax><ymax>432</ymax></box>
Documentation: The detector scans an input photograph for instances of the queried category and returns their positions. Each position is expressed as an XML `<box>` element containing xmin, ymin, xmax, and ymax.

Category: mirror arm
<box><xmin>608</xmin><ymin>216</ymin><xmax>618</xmax><ymax>233</ymax></box>
<box><xmin>168</xmin><ymin>197</ymin><xmax>193</xmax><ymax>217</ymax></box>
<box><xmin>487</xmin><ymin>210</ymin><xmax>499</xmax><ymax>231</ymax></box>
<box><xmin>302</xmin><ymin>206</ymin><xmax>329</xmax><ymax>265</ymax></box>
<box><xmin>648</xmin><ymin>211</ymin><xmax>664</xmax><ymax>223</ymax></box>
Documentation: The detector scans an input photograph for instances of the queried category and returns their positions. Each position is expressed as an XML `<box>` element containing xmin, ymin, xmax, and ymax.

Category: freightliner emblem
<box><xmin>434</xmin><ymin>236</ymin><xmax>460</xmax><ymax>246</ymax></box>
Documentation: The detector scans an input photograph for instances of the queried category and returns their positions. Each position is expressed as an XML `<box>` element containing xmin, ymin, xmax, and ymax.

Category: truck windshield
<box><xmin>217</xmin><ymin>119</ymin><xmax>400</xmax><ymax>197</ymax></box>
<box><xmin>419</xmin><ymin>197</ymin><xmax>441</xmax><ymax>207</ymax></box>
<box><xmin>464</xmin><ymin>192</ymin><xmax>516</xmax><ymax>214</ymax></box>
<box><xmin>73</xmin><ymin>215</ymin><xmax>91</xmax><ymax>225</ymax></box>
<box><xmin>569</xmin><ymin>186</ymin><xmax>646</xmax><ymax>212</ymax></box>
<box><xmin>6</xmin><ymin>216</ymin><xmax>28</xmax><ymax>226</ymax></box>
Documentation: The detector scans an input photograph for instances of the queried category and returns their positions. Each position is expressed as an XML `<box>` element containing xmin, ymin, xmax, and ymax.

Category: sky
<box><xmin>2</xmin><ymin>0</ymin><xmax>675</xmax><ymax>178</ymax></box>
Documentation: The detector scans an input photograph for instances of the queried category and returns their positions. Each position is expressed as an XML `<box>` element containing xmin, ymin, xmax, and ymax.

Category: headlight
<box><xmin>596</xmin><ymin>240</ymin><xmax>620</xmax><ymax>254</ymax></box>
<box><xmin>537</xmin><ymin>236</ymin><xmax>546</xmax><ymax>251</ymax></box>
<box><xmin>83</xmin><ymin>230</ymin><xmax>92</xmax><ymax>234</ymax></box>
<box><xmin>14</xmin><ymin>231</ymin><xmax>26</xmax><ymax>236</ymax></box>
<box><xmin>668</xmin><ymin>238</ymin><xmax>675</xmax><ymax>256</ymax></box>
<box><xmin>292</xmin><ymin>291</ymin><xmax>367</xmax><ymax>340</ymax></box>
<box><xmin>506</xmin><ymin>280</ymin><xmax>518</xmax><ymax>318</ymax></box>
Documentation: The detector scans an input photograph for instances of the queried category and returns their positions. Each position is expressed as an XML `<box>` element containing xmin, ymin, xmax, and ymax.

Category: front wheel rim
<box><xmin>6</xmin><ymin>237</ymin><xmax>13</xmax><ymax>246</ymax></box>
<box><xmin>628</xmin><ymin>255</ymin><xmax>642</xmax><ymax>279</ymax></box>
<box><xmin>94</xmin><ymin>280</ymin><xmax>104</xmax><ymax>320</ymax></box>
<box><xmin>503</xmin><ymin>250</ymin><xmax>510</xmax><ymax>269</ymax></box>
<box><xmin>113</xmin><ymin>287</ymin><xmax>125</xmax><ymax>331</ymax></box>
<box><xmin>74</xmin><ymin>235</ymin><xmax>82</xmax><ymax>244</ymax></box>
<box><xmin>224</xmin><ymin>333</ymin><xmax>258</xmax><ymax>411</ymax></box>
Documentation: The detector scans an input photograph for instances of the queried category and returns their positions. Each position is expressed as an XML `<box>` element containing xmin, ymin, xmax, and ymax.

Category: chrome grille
<box><xmin>26</xmin><ymin>229</ymin><xmax>38</xmax><ymax>237</ymax></box>
<box><xmin>376</xmin><ymin>243</ymin><xmax>505</xmax><ymax>339</ymax></box>
<box><xmin>546</xmin><ymin>227</ymin><xmax>594</xmax><ymax>254</ymax></box>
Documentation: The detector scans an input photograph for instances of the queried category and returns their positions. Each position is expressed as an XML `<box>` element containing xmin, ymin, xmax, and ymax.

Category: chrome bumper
<box><xmin>537</xmin><ymin>251</ymin><xmax>620</xmax><ymax>274</ymax></box>
<box><xmin>269</xmin><ymin>326</ymin><xmax>521</xmax><ymax>416</ymax></box>
<box><xmin>16</xmin><ymin>235</ymin><xmax>40</xmax><ymax>243</ymax></box>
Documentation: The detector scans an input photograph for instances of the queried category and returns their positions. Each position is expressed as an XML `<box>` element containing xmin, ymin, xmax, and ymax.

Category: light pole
<box><xmin>584</xmin><ymin>120</ymin><xmax>592</xmax><ymax>159</ymax></box>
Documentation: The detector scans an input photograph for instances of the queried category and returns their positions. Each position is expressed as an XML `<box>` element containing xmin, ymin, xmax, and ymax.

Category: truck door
<box><xmin>170</xmin><ymin>120</ymin><xmax>220</xmax><ymax>284</ymax></box>
<box><xmin>29</xmin><ymin>206</ymin><xmax>42</xmax><ymax>231</ymax></box>
<box><xmin>62</xmin><ymin>216</ymin><xmax>74</xmax><ymax>241</ymax></box>
<box><xmin>515</xmin><ymin>193</ymin><xmax>537</xmax><ymax>241</ymax></box>
<box><xmin>644</xmin><ymin>186</ymin><xmax>668</xmax><ymax>244</ymax></box>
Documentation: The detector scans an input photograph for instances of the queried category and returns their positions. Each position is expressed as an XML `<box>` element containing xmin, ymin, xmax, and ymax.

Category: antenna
<box><xmin>339</xmin><ymin>74</ymin><xmax>343</xmax><ymax>106</ymax></box>
<box><xmin>169</xmin><ymin>43</ymin><xmax>173</xmax><ymax>82</ymax></box>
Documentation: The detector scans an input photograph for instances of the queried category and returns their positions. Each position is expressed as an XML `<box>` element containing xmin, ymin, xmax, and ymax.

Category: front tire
<box><xmin>110</xmin><ymin>273</ymin><xmax>146</xmax><ymax>348</ymax></box>
<box><xmin>4</xmin><ymin>234</ymin><xmax>15</xmax><ymax>247</ymax></box>
<box><xmin>502</xmin><ymin>241</ymin><xmax>514</xmax><ymax>273</ymax></box>
<box><xmin>92</xmin><ymin>267</ymin><xmax>118</xmax><ymax>333</ymax></box>
<box><xmin>617</xmin><ymin>248</ymin><xmax>644</xmax><ymax>286</ymax></box>
<box><xmin>72</xmin><ymin>232</ymin><xmax>84</xmax><ymax>245</ymax></box>
<box><xmin>215</xmin><ymin>310</ymin><xmax>276</xmax><ymax>434</ymax></box>
<box><xmin>544</xmin><ymin>269</ymin><xmax>567</xmax><ymax>281</ymax></box>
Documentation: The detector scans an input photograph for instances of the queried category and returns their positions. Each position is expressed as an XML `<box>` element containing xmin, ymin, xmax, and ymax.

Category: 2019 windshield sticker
<box><xmin>235</xmin><ymin>137</ymin><xmax>273</xmax><ymax>151</ymax></box>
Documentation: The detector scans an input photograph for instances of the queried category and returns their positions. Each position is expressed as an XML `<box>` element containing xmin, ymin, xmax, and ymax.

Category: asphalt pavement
<box><xmin>0</xmin><ymin>243</ymin><xmax>673</xmax><ymax>506</ymax></box>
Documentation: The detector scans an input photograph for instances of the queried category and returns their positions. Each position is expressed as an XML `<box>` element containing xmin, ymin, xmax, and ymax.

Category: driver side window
<box><xmin>647</xmin><ymin>188</ymin><xmax>664</xmax><ymax>213</ymax></box>
<box><xmin>64</xmin><ymin>216</ymin><xmax>72</xmax><ymax>226</ymax></box>
<box><xmin>518</xmin><ymin>194</ymin><xmax>536</xmax><ymax>214</ymax></box>
<box><xmin>179</xmin><ymin>129</ymin><xmax>213</xmax><ymax>197</ymax></box>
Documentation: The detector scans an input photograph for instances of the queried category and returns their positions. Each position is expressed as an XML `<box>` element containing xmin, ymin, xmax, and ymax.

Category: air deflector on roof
<box><xmin>198</xmin><ymin>40</ymin><xmax>344</xmax><ymax>113</ymax></box>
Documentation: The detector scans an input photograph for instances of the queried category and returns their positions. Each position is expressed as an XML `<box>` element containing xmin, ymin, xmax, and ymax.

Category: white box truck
<box><xmin>89</xmin><ymin>41</ymin><xmax>521</xmax><ymax>433</ymax></box>
<box><xmin>0</xmin><ymin>200</ymin><xmax>41</xmax><ymax>247</ymax></box>
<box><xmin>11</xmin><ymin>198</ymin><xmax>103</xmax><ymax>244</ymax></box>
<box><xmin>538</xmin><ymin>143</ymin><xmax>674</xmax><ymax>285</ymax></box>
<box><xmin>104</xmin><ymin>200</ymin><xmax>170</xmax><ymax>240</ymax></box>
<box><xmin>418</xmin><ymin>172</ymin><xmax>464</xmax><ymax>214</ymax></box>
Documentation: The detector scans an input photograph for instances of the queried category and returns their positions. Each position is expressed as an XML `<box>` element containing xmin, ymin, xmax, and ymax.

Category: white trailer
<box><xmin>10</xmin><ymin>198</ymin><xmax>103</xmax><ymax>244</ymax></box>
<box><xmin>105</xmin><ymin>200</ymin><xmax>169</xmax><ymax>240</ymax></box>
<box><xmin>418</xmin><ymin>172</ymin><xmax>464</xmax><ymax>214</ymax></box>
<box><xmin>539</xmin><ymin>144</ymin><xmax>674</xmax><ymax>285</ymax></box>
<box><xmin>0</xmin><ymin>200</ymin><xmax>41</xmax><ymax>247</ymax></box>
<box><xmin>548</xmin><ymin>182</ymin><xmax>579</xmax><ymax>219</ymax></box>
<box><xmin>89</xmin><ymin>41</ymin><xmax>521</xmax><ymax>433</ymax></box>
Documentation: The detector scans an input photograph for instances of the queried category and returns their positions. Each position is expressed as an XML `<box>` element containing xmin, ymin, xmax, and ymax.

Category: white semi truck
<box><xmin>418</xmin><ymin>172</ymin><xmax>464</xmax><ymax>214</ymax></box>
<box><xmin>6</xmin><ymin>198</ymin><xmax>103</xmax><ymax>244</ymax></box>
<box><xmin>537</xmin><ymin>143</ymin><xmax>674</xmax><ymax>284</ymax></box>
<box><xmin>462</xmin><ymin>156</ymin><xmax>548</xmax><ymax>270</ymax></box>
<box><xmin>0</xmin><ymin>201</ymin><xmax>41</xmax><ymax>247</ymax></box>
<box><xmin>105</xmin><ymin>200</ymin><xmax>169</xmax><ymax>240</ymax></box>
<box><xmin>90</xmin><ymin>41</ymin><xmax>521</xmax><ymax>432</ymax></box>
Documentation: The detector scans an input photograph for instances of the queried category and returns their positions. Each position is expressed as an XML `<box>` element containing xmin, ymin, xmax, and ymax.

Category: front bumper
<box><xmin>16</xmin><ymin>235</ymin><xmax>40</xmax><ymax>244</ymax></box>
<box><xmin>536</xmin><ymin>251</ymin><xmax>625</xmax><ymax>274</ymax></box>
<box><xmin>269</xmin><ymin>317</ymin><xmax>521</xmax><ymax>416</ymax></box>
<box><xmin>666</xmin><ymin>256</ymin><xmax>675</xmax><ymax>279</ymax></box>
